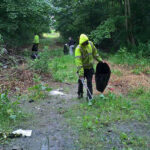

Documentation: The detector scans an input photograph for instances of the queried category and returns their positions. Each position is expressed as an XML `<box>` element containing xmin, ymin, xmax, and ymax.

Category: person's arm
<box><xmin>75</xmin><ymin>47</ymin><xmax>84</xmax><ymax>77</ymax></box>
<box><xmin>90</xmin><ymin>41</ymin><xmax>102</xmax><ymax>62</ymax></box>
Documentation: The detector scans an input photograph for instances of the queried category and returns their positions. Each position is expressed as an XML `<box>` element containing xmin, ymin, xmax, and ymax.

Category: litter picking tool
<box><xmin>80</xmin><ymin>79</ymin><xmax>93</xmax><ymax>106</ymax></box>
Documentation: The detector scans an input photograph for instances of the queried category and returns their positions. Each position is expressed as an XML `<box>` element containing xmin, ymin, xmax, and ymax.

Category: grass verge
<box><xmin>64</xmin><ymin>90</ymin><xmax>150</xmax><ymax>149</ymax></box>
<box><xmin>49</xmin><ymin>54</ymin><xmax>77</xmax><ymax>83</ymax></box>
<box><xmin>107</xmin><ymin>47</ymin><xmax>150</xmax><ymax>75</ymax></box>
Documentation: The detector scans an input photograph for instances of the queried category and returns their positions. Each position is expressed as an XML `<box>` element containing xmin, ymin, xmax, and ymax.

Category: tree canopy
<box><xmin>0</xmin><ymin>0</ymin><xmax>149</xmax><ymax>54</ymax></box>
<box><xmin>51</xmin><ymin>0</ymin><xmax>150</xmax><ymax>53</ymax></box>
<box><xmin>0</xmin><ymin>0</ymin><xmax>51</xmax><ymax>47</ymax></box>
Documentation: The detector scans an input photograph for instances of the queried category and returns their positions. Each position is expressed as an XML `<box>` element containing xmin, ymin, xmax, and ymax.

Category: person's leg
<box><xmin>77</xmin><ymin>78</ymin><xmax>83</xmax><ymax>98</ymax></box>
<box><xmin>84</xmin><ymin>68</ymin><xmax>94</xmax><ymax>99</ymax></box>
<box><xmin>71</xmin><ymin>45</ymin><xmax>74</xmax><ymax>55</ymax></box>
<box><xmin>70</xmin><ymin>45</ymin><xmax>74</xmax><ymax>55</ymax></box>
<box><xmin>69</xmin><ymin>46</ymin><xmax>72</xmax><ymax>55</ymax></box>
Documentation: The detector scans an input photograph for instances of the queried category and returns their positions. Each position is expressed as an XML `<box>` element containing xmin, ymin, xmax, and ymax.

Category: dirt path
<box><xmin>0</xmin><ymin>58</ymin><xmax>149</xmax><ymax>150</ymax></box>
<box><xmin>1</xmin><ymin>83</ymin><xmax>79</xmax><ymax>150</ymax></box>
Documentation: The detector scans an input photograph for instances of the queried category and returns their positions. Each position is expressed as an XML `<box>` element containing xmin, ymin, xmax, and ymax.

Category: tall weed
<box><xmin>0</xmin><ymin>92</ymin><xmax>21</xmax><ymax>121</ymax></box>
<box><xmin>0</xmin><ymin>92</ymin><xmax>24</xmax><ymax>136</ymax></box>
<box><xmin>28</xmin><ymin>74</ymin><xmax>52</xmax><ymax>100</ymax></box>
<box><xmin>109</xmin><ymin>47</ymin><xmax>150</xmax><ymax>74</ymax></box>
<box><xmin>30</xmin><ymin>46</ymin><xmax>51</xmax><ymax>72</ymax></box>
<box><xmin>49</xmin><ymin>55</ymin><xmax>77</xmax><ymax>83</ymax></box>
<box><xmin>49</xmin><ymin>48</ymin><xmax>63</xmax><ymax>57</ymax></box>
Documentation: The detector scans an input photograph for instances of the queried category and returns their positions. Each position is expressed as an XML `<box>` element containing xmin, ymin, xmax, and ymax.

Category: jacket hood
<box><xmin>79</xmin><ymin>34</ymin><xmax>89</xmax><ymax>45</ymax></box>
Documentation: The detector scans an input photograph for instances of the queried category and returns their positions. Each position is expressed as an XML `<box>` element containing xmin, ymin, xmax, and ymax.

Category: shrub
<box><xmin>109</xmin><ymin>47</ymin><xmax>150</xmax><ymax>69</ymax></box>
<box><xmin>28</xmin><ymin>74</ymin><xmax>52</xmax><ymax>100</ymax></box>
<box><xmin>30</xmin><ymin>46</ymin><xmax>51</xmax><ymax>73</ymax></box>
<box><xmin>0</xmin><ymin>92</ymin><xmax>21</xmax><ymax>121</ymax></box>
<box><xmin>28</xmin><ymin>83</ymin><xmax>52</xmax><ymax>101</ymax></box>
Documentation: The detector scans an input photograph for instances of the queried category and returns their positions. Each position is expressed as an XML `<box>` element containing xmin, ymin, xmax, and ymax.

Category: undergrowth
<box><xmin>29</xmin><ymin>46</ymin><xmax>51</xmax><ymax>73</ymax></box>
<box><xmin>28</xmin><ymin>74</ymin><xmax>52</xmax><ymax>101</ymax></box>
<box><xmin>108</xmin><ymin>47</ymin><xmax>150</xmax><ymax>75</ymax></box>
<box><xmin>0</xmin><ymin>92</ymin><xmax>25</xmax><ymax>143</ymax></box>
<box><xmin>49</xmin><ymin>55</ymin><xmax>77</xmax><ymax>83</ymax></box>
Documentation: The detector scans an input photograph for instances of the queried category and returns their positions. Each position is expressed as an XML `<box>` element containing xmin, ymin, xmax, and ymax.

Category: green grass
<box><xmin>40</xmin><ymin>32</ymin><xmax>64</xmax><ymax>49</ymax></box>
<box><xmin>44</xmin><ymin>47</ymin><xmax>77</xmax><ymax>83</ymax></box>
<box><xmin>48</xmin><ymin>48</ymin><xmax>64</xmax><ymax>57</ymax></box>
<box><xmin>64</xmin><ymin>90</ymin><xmax>150</xmax><ymax>149</ymax></box>
<box><xmin>29</xmin><ymin>39</ymin><xmax>77</xmax><ymax>82</ymax></box>
<box><xmin>49</xmin><ymin>54</ymin><xmax>77</xmax><ymax>83</ymax></box>
<box><xmin>107</xmin><ymin>47</ymin><xmax>150</xmax><ymax>75</ymax></box>
<box><xmin>31</xmin><ymin>32</ymin><xmax>78</xmax><ymax>83</ymax></box>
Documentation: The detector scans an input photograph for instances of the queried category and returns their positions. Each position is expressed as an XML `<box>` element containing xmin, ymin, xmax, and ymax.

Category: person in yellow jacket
<box><xmin>75</xmin><ymin>34</ymin><xmax>103</xmax><ymax>105</ymax></box>
<box><xmin>32</xmin><ymin>34</ymin><xmax>39</xmax><ymax>52</ymax></box>
<box><xmin>31</xmin><ymin>34</ymin><xmax>40</xmax><ymax>59</ymax></box>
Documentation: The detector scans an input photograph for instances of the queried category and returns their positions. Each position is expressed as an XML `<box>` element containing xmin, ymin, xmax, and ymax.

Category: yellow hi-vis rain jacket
<box><xmin>75</xmin><ymin>34</ymin><xmax>102</xmax><ymax>77</ymax></box>
<box><xmin>33</xmin><ymin>35</ymin><xmax>39</xmax><ymax>44</ymax></box>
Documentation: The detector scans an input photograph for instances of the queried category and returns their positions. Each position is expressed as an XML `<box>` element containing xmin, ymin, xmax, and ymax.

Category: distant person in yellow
<box><xmin>32</xmin><ymin>33</ymin><xmax>39</xmax><ymax>59</ymax></box>
<box><xmin>75</xmin><ymin>34</ymin><xmax>103</xmax><ymax>105</ymax></box>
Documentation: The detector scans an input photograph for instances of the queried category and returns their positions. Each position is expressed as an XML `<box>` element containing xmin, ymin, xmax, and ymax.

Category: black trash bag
<box><xmin>95</xmin><ymin>62</ymin><xmax>111</xmax><ymax>92</ymax></box>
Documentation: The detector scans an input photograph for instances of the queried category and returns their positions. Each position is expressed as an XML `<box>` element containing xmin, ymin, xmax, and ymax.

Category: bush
<box><xmin>28</xmin><ymin>74</ymin><xmax>52</xmax><ymax>100</ymax></box>
<box><xmin>0</xmin><ymin>0</ymin><xmax>51</xmax><ymax>47</ymax></box>
<box><xmin>30</xmin><ymin>46</ymin><xmax>51</xmax><ymax>73</ymax></box>
<box><xmin>0</xmin><ymin>92</ymin><xmax>21</xmax><ymax>121</ymax></box>
<box><xmin>28</xmin><ymin>83</ymin><xmax>52</xmax><ymax>100</ymax></box>
<box><xmin>132</xmin><ymin>42</ymin><xmax>150</xmax><ymax>58</ymax></box>
<box><xmin>109</xmin><ymin>47</ymin><xmax>150</xmax><ymax>66</ymax></box>
<box><xmin>90</xmin><ymin>18</ymin><xmax>116</xmax><ymax>45</ymax></box>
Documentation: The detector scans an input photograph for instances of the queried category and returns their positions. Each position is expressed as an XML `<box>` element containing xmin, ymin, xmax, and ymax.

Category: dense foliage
<box><xmin>0</xmin><ymin>0</ymin><xmax>149</xmax><ymax>54</ymax></box>
<box><xmin>51</xmin><ymin>0</ymin><xmax>150</xmax><ymax>54</ymax></box>
<box><xmin>0</xmin><ymin>0</ymin><xmax>51</xmax><ymax>47</ymax></box>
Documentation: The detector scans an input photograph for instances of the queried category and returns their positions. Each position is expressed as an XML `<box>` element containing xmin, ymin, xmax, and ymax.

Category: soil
<box><xmin>93</xmin><ymin>63</ymin><xmax>150</xmax><ymax>95</ymax></box>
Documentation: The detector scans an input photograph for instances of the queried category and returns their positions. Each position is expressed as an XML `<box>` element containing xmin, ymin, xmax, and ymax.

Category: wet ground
<box><xmin>0</xmin><ymin>84</ymin><xmax>79</xmax><ymax>150</ymax></box>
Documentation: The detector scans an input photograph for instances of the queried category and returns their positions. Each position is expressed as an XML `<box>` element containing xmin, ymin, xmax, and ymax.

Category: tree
<box><xmin>51</xmin><ymin>0</ymin><xmax>150</xmax><ymax>52</ymax></box>
<box><xmin>0</xmin><ymin>0</ymin><xmax>52</xmax><ymax>48</ymax></box>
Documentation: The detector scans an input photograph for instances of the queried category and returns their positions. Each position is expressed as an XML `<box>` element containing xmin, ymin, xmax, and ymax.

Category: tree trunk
<box><xmin>127</xmin><ymin>0</ymin><xmax>135</xmax><ymax>45</ymax></box>
<box><xmin>124</xmin><ymin>0</ymin><xmax>135</xmax><ymax>45</ymax></box>
<box><xmin>124</xmin><ymin>0</ymin><xmax>130</xmax><ymax>43</ymax></box>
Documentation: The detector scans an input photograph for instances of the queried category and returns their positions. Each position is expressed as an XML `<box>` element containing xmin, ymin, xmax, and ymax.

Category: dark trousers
<box><xmin>31</xmin><ymin>44</ymin><xmax>39</xmax><ymax>59</ymax></box>
<box><xmin>32</xmin><ymin>44</ymin><xmax>38</xmax><ymax>52</ymax></box>
<box><xmin>78</xmin><ymin>68</ymin><xmax>94</xmax><ymax>99</ymax></box>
